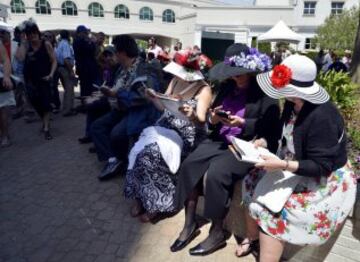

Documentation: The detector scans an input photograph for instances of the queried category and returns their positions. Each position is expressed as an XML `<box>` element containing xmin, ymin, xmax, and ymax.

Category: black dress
<box><xmin>24</xmin><ymin>41</ymin><xmax>52</xmax><ymax>117</ymax></box>
<box><xmin>174</xmin><ymin>79</ymin><xmax>281</xmax><ymax>220</ymax></box>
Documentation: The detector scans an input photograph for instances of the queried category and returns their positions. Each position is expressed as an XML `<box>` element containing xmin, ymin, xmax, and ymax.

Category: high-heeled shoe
<box><xmin>170</xmin><ymin>224</ymin><xmax>201</xmax><ymax>252</ymax></box>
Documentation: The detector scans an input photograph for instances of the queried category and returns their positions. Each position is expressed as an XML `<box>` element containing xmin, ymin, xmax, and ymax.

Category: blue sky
<box><xmin>220</xmin><ymin>0</ymin><xmax>254</xmax><ymax>4</ymax></box>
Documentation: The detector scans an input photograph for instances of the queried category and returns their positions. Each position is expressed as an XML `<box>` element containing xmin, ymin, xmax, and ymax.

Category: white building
<box><xmin>1</xmin><ymin>0</ymin><xmax>359</xmax><ymax>57</ymax></box>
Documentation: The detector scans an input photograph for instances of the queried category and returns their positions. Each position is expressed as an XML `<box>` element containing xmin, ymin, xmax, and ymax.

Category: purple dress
<box><xmin>219</xmin><ymin>89</ymin><xmax>247</xmax><ymax>143</ymax></box>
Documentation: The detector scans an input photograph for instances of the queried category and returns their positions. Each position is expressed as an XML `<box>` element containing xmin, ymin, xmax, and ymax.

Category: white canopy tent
<box><xmin>257</xmin><ymin>20</ymin><xmax>304</xmax><ymax>44</ymax></box>
<box><xmin>0</xmin><ymin>20</ymin><xmax>13</xmax><ymax>32</ymax></box>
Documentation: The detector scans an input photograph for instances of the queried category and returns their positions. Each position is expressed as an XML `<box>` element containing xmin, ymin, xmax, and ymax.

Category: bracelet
<box><xmin>283</xmin><ymin>160</ymin><xmax>289</xmax><ymax>170</ymax></box>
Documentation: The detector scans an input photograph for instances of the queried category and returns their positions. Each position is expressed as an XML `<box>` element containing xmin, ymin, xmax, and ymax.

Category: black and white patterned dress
<box><xmin>124</xmin><ymin>99</ymin><xmax>206</xmax><ymax>213</ymax></box>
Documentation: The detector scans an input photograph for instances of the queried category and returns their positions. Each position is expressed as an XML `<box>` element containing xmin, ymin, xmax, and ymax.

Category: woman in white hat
<box><xmin>124</xmin><ymin>50</ymin><xmax>212</xmax><ymax>222</ymax></box>
<box><xmin>237</xmin><ymin>55</ymin><xmax>357</xmax><ymax>261</ymax></box>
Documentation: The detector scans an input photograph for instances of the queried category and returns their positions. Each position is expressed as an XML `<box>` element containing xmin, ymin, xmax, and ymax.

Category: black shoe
<box><xmin>12</xmin><ymin>112</ymin><xmax>24</xmax><ymax>120</ymax></box>
<box><xmin>98</xmin><ymin>160</ymin><xmax>121</xmax><ymax>180</ymax></box>
<box><xmin>44</xmin><ymin>130</ymin><xmax>53</xmax><ymax>140</ymax></box>
<box><xmin>189</xmin><ymin>238</ymin><xmax>227</xmax><ymax>256</ymax></box>
<box><xmin>52</xmin><ymin>108</ymin><xmax>60</xmax><ymax>114</ymax></box>
<box><xmin>170</xmin><ymin>226</ymin><xmax>201</xmax><ymax>252</ymax></box>
<box><xmin>88</xmin><ymin>147</ymin><xmax>97</xmax><ymax>153</ymax></box>
<box><xmin>63</xmin><ymin>109</ymin><xmax>78</xmax><ymax>117</ymax></box>
<box><xmin>79</xmin><ymin>136</ymin><xmax>92</xmax><ymax>144</ymax></box>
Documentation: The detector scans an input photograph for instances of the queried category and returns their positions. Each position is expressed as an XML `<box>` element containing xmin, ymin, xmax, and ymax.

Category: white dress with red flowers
<box><xmin>242</xmin><ymin>115</ymin><xmax>357</xmax><ymax>245</ymax></box>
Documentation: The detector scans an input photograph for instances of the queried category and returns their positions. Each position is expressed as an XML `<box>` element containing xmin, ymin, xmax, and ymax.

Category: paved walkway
<box><xmin>0</xmin><ymin>111</ymin><xmax>255</xmax><ymax>262</ymax></box>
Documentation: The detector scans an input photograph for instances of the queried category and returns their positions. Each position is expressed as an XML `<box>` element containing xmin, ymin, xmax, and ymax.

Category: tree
<box><xmin>350</xmin><ymin>8</ymin><xmax>360</xmax><ymax>84</ymax></box>
<box><xmin>315</xmin><ymin>7</ymin><xmax>359</xmax><ymax>51</ymax></box>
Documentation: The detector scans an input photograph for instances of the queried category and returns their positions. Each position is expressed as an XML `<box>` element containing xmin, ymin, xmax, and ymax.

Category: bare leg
<box><xmin>43</xmin><ymin>112</ymin><xmax>53</xmax><ymax>140</ymax></box>
<box><xmin>43</xmin><ymin>112</ymin><xmax>50</xmax><ymax>131</ymax></box>
<box><xmin>259</xmin><ymin>231</ymin><xmax>284</xmax><ymax>262</ymax></box>
<box><xmin>235</xmin><ymin>210</ymin><xmax>259</xmax><ymax>256</ymax></box>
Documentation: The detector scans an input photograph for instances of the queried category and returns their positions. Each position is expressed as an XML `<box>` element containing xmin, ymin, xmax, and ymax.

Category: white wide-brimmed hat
<box><xmin>256</xmin><ymin>54</ymin><xmax>330</xmax><ymax>104</ymax></box>
<box><xmin>163</xmin><ymin>50</ymin><xmax>204</xmax><ymax>82</ymax></box>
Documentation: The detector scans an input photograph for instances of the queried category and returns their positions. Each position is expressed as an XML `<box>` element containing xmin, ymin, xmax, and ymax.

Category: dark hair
<box><xmin>147</xmin><ymin>52</ymin><xmax>155</xmax><ymax>60</ymax></box>
<box><xmin>112</xmin><ymin>35</ymin><xmax>139</xmax><ymax>58</ymax></box>
<box><xmin>24</xmin><ymin>22</ymin><xmax>40</xmax><ymax>36</ymax></box>
<box><xmin>149</xmin><ymin>36</ymin><xmax>156</xmax><ymax>44</ymax></box>
<box><xmin>60</xmin><ymin>30</ymin><xmax>70</xmax><ymax>40</ymax></box>
<box><xmin>14</xmin><ymin>26</ymin><xmax>21</xmax><ymax>35</ymax></box>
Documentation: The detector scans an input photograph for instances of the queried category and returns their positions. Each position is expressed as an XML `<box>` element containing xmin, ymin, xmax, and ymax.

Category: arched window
<box><xmin>35</xmin><ymin>0</ymin><xmax>51</xmax><ymax>14</ymax></box>
<box><xmin>114</xmin><ymin>4</ymin><xmax>129</xmax><ymax>19</ymax></box>
<box><xmin>139</xmin><ymin>7</ymin><xmax>153</xmax><ymax>21</ymax></box>
<box><xmin>162</xmin><ymin>9</ymin><xmax>175</xmax><ymax>23</ymax></box>
<box><xmin>88</xmin><ymin>2</ymin><xmax>104</xmax><ymax>17</ymax></box>
<box><xmin>10</xmin><ymin>0</ymin><xmax>26</xmax><ymax>14</ymax></box>
<box><xmin>62</xmin><ymin>1</ymin><xmax>78</xmax><ymax>16</ymax></box>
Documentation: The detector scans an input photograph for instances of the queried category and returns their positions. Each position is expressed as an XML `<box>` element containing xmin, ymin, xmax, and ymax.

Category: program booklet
<box><xmin>154</xmin><ymin>92</ymin><xmax>189</xmax><ymax>121</ymax></box>
<box><xmin>229</xmin><ymin>136</ymin><xmax>278</xmax><ymax>164</ymax></box>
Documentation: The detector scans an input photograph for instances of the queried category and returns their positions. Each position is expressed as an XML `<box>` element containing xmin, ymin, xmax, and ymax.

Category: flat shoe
<box><xmin>78</xmin><ymin>136</ymin><xmax>92</xmax><ymax>144</ymax></box>
<box><xmin>44</xmin><ymin>130</ymin><xmax>53</xmax><ymax>140</ymax></box>
<box><xmin>170</xmin><ymin>226</ymin><xmax>201</xmax><ymax>252</ymax></box>
<box><xmin>189</xmin><ymin>239</ymin><xmax>226</xmax><ymax>256</ymax></box>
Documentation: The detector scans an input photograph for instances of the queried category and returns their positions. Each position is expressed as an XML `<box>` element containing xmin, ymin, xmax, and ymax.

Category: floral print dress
<box><xmin>124</xmin><ymin>99</ymin><xmax>206</xmax><ymax>213</ymax></box>
<box><xmin>243</xmin><ymin>114</ymin><xmax>357</xmax><ymax>245</ymax></box>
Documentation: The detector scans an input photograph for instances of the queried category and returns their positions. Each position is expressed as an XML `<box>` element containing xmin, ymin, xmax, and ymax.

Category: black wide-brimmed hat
<box><xmin>209</xmin><ymin>43</ymin><xmax>271</xmax><ymax>81</ymax></box>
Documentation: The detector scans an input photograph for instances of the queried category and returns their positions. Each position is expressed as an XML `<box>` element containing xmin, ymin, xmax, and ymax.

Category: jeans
<box><xmin>90</xmin><ymin>110</ymin><xmax>126</xmax><ymax>161</ymax></box>
<box><xmin>110</xmin><ymin>117</ymin><xmax>134</xmax><ymax>162</ymax></box>
<box><xmin>85</xmin><ymin>97</ymin><xmax>111</xmax><ymax>138</ymax></box>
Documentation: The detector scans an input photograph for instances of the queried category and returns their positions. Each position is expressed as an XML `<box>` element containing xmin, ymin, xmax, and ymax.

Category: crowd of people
<box><xmin>0</xmin><ymin>19</ymin><xmax>358</xmax><ymax>262</ymax></box>
<box><xmin>271</xmin><ymin>45</ymin><xmax>352</xmax><ymax>74</ymax></box>
<box><xmin>314</xmin><ymin>48</ymin><xmax>352</xmax><ymax>73</ymax></box>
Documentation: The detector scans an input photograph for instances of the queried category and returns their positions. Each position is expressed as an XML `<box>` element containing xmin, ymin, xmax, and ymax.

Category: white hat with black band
<box><xmin>256</xmin><ymin>54</ymin><xmax>330</xmax><ymax>104</ymax></box>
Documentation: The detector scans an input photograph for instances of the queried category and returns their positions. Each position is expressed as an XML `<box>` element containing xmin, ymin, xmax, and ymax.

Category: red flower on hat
<box><xmin>174</xmin><ymin>51</ymin><xmax>200</xmax><ymax>71</ymax></box>
<box><xmin>271</xmin><ymin>65</ymin><xmax>292</xmax><ymax>89</ymax></box>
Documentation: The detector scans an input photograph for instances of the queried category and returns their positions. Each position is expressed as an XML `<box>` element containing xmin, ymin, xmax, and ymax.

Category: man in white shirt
<box><xmin>55</xmin><ymin>30</ymin><xmax>76</xmax><ymax>116</ymax></box>
<box><xmin>322</xmin><ymin>50</ymin><xmax>334</xmax><ymax>72</ymax></box>
<box><xmin>147</xmin><ymin>37</ymin><xmax>163</xmax><ymax>58</ymax></box>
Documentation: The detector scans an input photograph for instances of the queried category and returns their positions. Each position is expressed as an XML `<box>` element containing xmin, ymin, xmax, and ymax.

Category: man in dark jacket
<box><xmin>73</xmin><ymin>25</ymin><xmax>100</xmax><ymax>96</ymax></box>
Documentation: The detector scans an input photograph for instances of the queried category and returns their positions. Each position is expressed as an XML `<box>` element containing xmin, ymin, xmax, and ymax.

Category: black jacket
<box><xmin>210</xmin><ymin>79</ymin><xmax>281</xmax><ymax>153</ymax></box>
<box><xmin>281</xmin><ymin>100</ymin><xmax>347</xmax><ymax>177</ymax></box>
